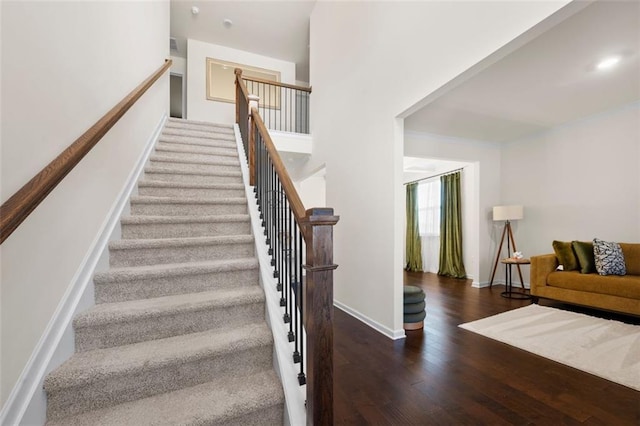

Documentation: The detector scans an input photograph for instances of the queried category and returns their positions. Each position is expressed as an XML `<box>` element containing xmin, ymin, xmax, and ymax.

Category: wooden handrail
<box><xmin>251</xmin><ymin>106</ymin><xmax>306</xmax><ymax>222</ymax></box>
<box><xmin>234</xmin><ymin>68</ymin><xmax>251</xmax><ymax>99</ymax></box>
<box><xmin>243</xmin><ymin>75</ymin><xmax>312</xmax><ymax>93</ymax></box>
<box><xmin>0</xmin><ymin>59</ymin><xmax>172</xmax><ymax>244</ymax></box>
<box><xmin>237</xmin><ymin>71</ymin><xmax>337</xmax><ymax>425</ymax></box>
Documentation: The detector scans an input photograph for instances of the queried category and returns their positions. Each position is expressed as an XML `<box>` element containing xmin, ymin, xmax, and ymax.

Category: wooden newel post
<box><xmin>247</xmin><ymin>94</ymin><xmax>260</xmax><ymax>186</ymax></box>
<box><xmin>234</xmin><ymin>68</ymin><xmax>242</xmax><ymax>125</ymax></box>
<box><xmin>302</xmin><ymin>207</ymin><xmax>339</xmax><ymax>426</ymax></box>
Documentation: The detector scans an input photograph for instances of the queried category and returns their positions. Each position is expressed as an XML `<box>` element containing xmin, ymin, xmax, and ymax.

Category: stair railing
<box><xmin>235</xmin><ymin>69</ymin><xmax>337</xmax><ymax>426</ymax></box>
<box><xmin>240</xmin><ymin>73</ymin><xmax>311</xmax><ymax>134</ymax></box>
<box><xmin>0</xmin><ymin>59</ymin><xmax>173</xmax><ymax>244</ymax></box>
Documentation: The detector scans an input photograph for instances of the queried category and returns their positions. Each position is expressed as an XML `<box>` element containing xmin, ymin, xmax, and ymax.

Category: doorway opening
<box><xmin>170</xmin><ymin>74</ymin><xmax>184</xmax><ymax>119</ymax></box>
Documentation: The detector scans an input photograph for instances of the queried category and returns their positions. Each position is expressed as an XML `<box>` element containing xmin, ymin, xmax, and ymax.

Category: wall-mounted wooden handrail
<box><xmin>251</xmin><ymin>106</ymin><xmax>307</xmax><ymax>222</ymax></box>
<box><xmin>243</xmin><ymin>75</ymin><xmax>312</xmax><ymax>93</ymax></box>
<box><xmin>0</xmin><ymin>59</ymin><xmax>172</xmax><ymax>244</ymax></box>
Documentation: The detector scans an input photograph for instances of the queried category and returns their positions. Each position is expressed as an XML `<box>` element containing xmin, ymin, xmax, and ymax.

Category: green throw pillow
<box><xmin>572</xmin><ymin>241</ymin><xmax>596</xmax><ymax>274</ymax></box>
<box><xmin>552</xmin><ymin>240</ymin><xmax>579</xmax><ymax>271</ymax></box>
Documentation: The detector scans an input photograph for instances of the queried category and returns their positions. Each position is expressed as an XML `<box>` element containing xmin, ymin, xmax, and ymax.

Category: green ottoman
<box><xmin>403</xmin><ymin>285</ymin><xmax>426</xmax><ymax>330</ymax></box>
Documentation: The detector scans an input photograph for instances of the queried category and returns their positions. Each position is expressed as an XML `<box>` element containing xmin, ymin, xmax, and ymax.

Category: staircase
<box><xmin>43</xmin><ymin>118</ymin><xmax>284</xmax><ymax>425</ymax></box>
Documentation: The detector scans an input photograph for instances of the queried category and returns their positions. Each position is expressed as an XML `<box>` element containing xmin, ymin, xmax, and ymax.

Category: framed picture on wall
<box><xmin>206</xmin><ymin>58</ymin><xmax>281</xmax><ymax>108</ymax></box>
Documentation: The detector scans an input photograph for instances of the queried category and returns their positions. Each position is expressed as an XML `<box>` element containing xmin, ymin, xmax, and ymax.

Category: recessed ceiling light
<box><xmin>223</xmin><ymin>18</ymin><xmax>233</xmax><ymax>28</ymax></box>
<box><xmin>191</xmin><ymin>6</ymin><xmax>199</xmax><ymax>15</ymax></box>
<box><xmin>596</xmin><ymin>56</ymin><xmax>621</xmax><ymax>70</ymax></box>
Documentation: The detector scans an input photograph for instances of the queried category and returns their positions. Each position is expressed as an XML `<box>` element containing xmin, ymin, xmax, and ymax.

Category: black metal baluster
<box><xmin>292</xmin><ymin>219</ymin><xmax>301</xmax><ymax>363</ymax></box>
<box><xmin>298</xmin><ymin>227</ymin><xmax>306</xmax><ymax>385</ymax></box>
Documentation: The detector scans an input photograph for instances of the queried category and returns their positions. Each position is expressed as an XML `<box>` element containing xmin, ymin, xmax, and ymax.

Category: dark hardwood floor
<box><xmin>333</xmin><ymin>272</ymin><xmax>640</xmax><ymax>425</ymax></box>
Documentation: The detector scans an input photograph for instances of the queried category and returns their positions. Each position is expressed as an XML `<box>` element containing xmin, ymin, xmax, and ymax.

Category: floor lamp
<box><xmin>489</xmin><ymin>205</ymin><xmax>524</xmax><ymax>287</ymax></box>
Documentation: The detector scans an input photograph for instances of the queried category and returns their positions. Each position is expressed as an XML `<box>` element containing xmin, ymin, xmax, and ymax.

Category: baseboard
<box><xmin>472</xmin><ymin>280</ymin><xmax>530</xmax><ymax>289</ymax></box>
<box><xmin>1</xmin><ymin>114</ymin><xmax>166</xmax><ymax>426</ymax></box>
<box><xmin>333</xmin><ymin>301</ymin><xmax>406</xmax><ymax>340</ymax></box>
<box><xmin>233</xmin><ymin>124</ymin><xmax>305</xmax><ymax>426</ymax></box>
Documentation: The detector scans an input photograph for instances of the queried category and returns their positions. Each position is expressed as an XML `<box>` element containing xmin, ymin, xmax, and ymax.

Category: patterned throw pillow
<box><xmin>593</xmin><ymin>238</ymin><xmax>626</xmax><ymax>276</ymax></box>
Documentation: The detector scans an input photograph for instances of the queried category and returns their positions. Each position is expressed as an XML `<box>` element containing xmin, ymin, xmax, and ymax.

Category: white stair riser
<box><xmin>138</xmin><ymin>185</ymin><xmax>245</xmax><ymax>198</ymax></box>
<box><xmin>130</xmin><ymin>202</ymin><xmax>247</xmax><ymax>216</ymax></box>
<box><xmin>96</xmin><ymin>268</ymin><xmax>259</xmax><ymax>303</ymax></box>
<box><xmin>109</xmin><ymin>242</ymin><xmax>255</xmax><ymax>268</ymax></box>
<box><xmin>74</xmin><ymin>300</ymin><xmax>265</xmax><ymax>352</ymax></box>
<box><xmin>143</xmin><ymin>171</ymin><xmax>242</xmax><ymax>185</ymax></box>
<box><xmin>46</xmin><ymin>345</ymin><xmax>272</xmax><ymax>421</ymax></box>
<box><xmin>121</xmin><ymin>220</ymin><xmax>251</xmax><ymax>239</ymax></box>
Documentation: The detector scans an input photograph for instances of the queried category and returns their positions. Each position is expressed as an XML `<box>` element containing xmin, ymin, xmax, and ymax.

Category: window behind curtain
<box><xmin>418</xmin><ymin>178</ymin><xmax>441</xmax><ymax>273</ymax></box>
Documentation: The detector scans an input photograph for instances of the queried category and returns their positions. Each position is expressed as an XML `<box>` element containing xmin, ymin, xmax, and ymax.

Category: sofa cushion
<box><xmin>572</xmin><ymin>241</ymin><xmax>596</xmax><ymax>274</ymax></box>
<box><xmin>547</xmin><ymin>271</ymin><xmax>640</xmax><ymax>299</ymax></box>
<box><xmin>620</xmin><ymin>243</ymin><xmax>640</xmax><ymax>275</ymax></box>
<box><xmin>594</xmin><ymin>238</ymin><xmax>626</xmax><ymax>275</ymax></box>
<box><xmin>552</xmin><ymin>240</ymin><xmax>579</xmax><ymax>271</ymax></box>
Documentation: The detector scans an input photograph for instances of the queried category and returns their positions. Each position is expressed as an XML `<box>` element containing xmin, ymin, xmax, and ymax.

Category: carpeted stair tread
<box><xmin>138</xmin><ymin>180</ymin><xmax>244</xmax><ymax>191</ymax></box>
<box><xmin>107</xmin><ymin>235</ymin><xmax>255</xmax><ymax>270</ymax></box>
<box><xmin>129</xmin><ymin>196</ymin><xmax>248</xmax><ymax>215</ymax></box>
<box><xmin>135</xmin><ymin>180</ymin><xmax>246</xmax><ymax>202</ymax></box>
<box><xmin>120</xmin><ymin>214</ymin><xmax>250</xmax><ymax>225</ymax></box>
<box><xmin>158</xmin><ymin>134</ymin><xmax>236</xmax><ymax>147</ymax></box>
<box><xmin>166</xmin><ymin>117</ymin><xmax>233</xmax><ymax>130</ymax></box>
<box><xmin>74</xmin><ymin>286</ymin><xmax>264</xmax><ymax>329</ymax></box>
<box><xmin>120</xmin><ymin>214</ymin><xmax>251</xmax><ymax>239</ymax></box>
<box><xmin>95</xmin><ymin>258</ymin><xmax>258</xmax><ymax>284</ymax></box>
<box><xmin>155</xmin><ymin>143</ymin><xmax>238</xmax><ymax>158</ymax></box>
<box><xmin>44</xmin><ymin>323</ymin><xmax>272</xmax><ymax>391</ymax></box>
<box><xmin>144</xmin><ymin>164</ymin><xmax>241</xmax><ymax>178</ymax></box>
<box><xmin>150</xmin><ymin>154</ymin><xmax>240</xmax><ymax>167</ymax></box>
<box><xmin>162</xmin><ymin>128</ymin><xmax>234</xmax><ymax>140</ymax></box>
<box><xmin>45</xmin><ymin>370</ymin><xmax>283</xmax><ymax>426</ymax></box>
<box><xmin>130</xmin><ymin>195</ymin><xmax>247</xmax><ymax>205</ymax></box>
<box><xmin>109</xmin><ymin>234</ymin><xmax>253</xmax><ymax>251</ymax></box>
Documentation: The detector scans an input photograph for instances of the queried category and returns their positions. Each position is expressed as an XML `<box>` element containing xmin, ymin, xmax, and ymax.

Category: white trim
<box><xmin>472</xmin><ymin>280</ymin><xmax>530</xmax><ymax>289</ymax></box>
<box><xmin>233</xmin><ymin>124</ymin><xmax>306</xmax><ymax>426</ymax></box>
<box><xmin>333</xmin><ymin>300</ymin><xmax>406</xmax><ymax>340</ymax></box>
<box><xmin>0</xmin><ymin>114</ymin><xmax>166</xmax><ymax>426</ymax></box>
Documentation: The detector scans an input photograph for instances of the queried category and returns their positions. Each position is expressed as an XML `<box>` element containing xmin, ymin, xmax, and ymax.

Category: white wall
<box><xmin>295</xmin><ymin>174</ymin><xmax>326</xmax><ymax>210</ymax></box>
<box><xmin>501</xmin><ymin>102</ymin><xmax>640</xmax><ymax>282</ymax></box>
<box><xmin>309</xmin><ymin>1</ymin><xmax>571</xmax><ymax>337</ymax></box>
<box><xmin>186</xmin><ymin>39</ymin><xmax>295</xmax><ymax>123</ymax></box>
<box><xmin>0</xmin><ymin>0</ymin><xmax>169</xmax><ymax>409</ymax></box>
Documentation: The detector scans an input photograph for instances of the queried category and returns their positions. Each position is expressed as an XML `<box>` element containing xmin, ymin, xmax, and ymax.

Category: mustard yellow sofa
<box><xmin>531</xmin><ymin>243</ymin><xmax>640</xmax><ymax>316</ymax></box>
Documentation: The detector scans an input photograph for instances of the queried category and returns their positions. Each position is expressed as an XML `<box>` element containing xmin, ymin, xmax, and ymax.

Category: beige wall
<box><xmin>0</xmin><ymin>0</ymin><xmax>169</xmax><ymax>408</ymax></box>
<box><xmin>186</xmin><ymin>39</ymin><xmax>295</xmax><ymax>124</ymax></box>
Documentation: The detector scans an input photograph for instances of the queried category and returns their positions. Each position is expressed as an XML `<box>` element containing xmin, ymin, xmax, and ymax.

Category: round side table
<box><xmin>500</xmin><ymin>258</ymin><xmax>532</xmax><ymax>299</ymax></box>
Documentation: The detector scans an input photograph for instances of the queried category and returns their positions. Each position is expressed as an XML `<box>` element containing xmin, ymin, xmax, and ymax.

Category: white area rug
<box><xmin>459</xmin><ymin>304</ymin><xmax>640</xmax><ymax>391</ymax></box>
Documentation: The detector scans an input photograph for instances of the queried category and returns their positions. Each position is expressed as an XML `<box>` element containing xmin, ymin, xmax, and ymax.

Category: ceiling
<box><xmin>170</xmin><ymin>0</ymin><xmax>316</xmax><ymax>82</ymax></box>
<box><xmin>404</xmin><ymin>0</ymin><xmax>640</xmax><ymax>143</ymax></box>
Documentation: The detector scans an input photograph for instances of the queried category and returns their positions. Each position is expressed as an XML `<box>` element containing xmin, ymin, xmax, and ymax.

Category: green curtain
<box><xmin>405</xmin><ymin>183</ymin><xmax>423</xmax><ymax>272</ymax></box>
<box><xmin>438</xmin><ymin>172</ymin><xmax>466</xmax><ymax>278</ymax></box>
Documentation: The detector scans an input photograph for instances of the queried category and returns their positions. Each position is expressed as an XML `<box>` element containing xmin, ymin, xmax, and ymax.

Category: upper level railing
<box><xmin>235</xmin><ymin>69</ymin><xmax>337</xmax><ymax>426</ymax></box>
<box><xmin>240</xmin><ymin>72</ymin><xmax>311</xmax><ymax>134</ymax></box>
<box><xmin>0</xmin><ymin>59</ymin><xmax>173</xmax><ymax>244</ymax></box>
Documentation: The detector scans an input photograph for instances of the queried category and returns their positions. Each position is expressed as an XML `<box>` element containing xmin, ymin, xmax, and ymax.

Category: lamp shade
<box><xmin>493</xmin><ymin>205</ymin><xmax>523</xmax><ymax>221</ymax></box>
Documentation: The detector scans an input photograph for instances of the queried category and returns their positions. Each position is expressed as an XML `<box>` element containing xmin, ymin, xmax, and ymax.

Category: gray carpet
<box><xmin>44</xmin><ymin>118</ymin><xmax>284</xmax><ymax>425</ymax></box>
